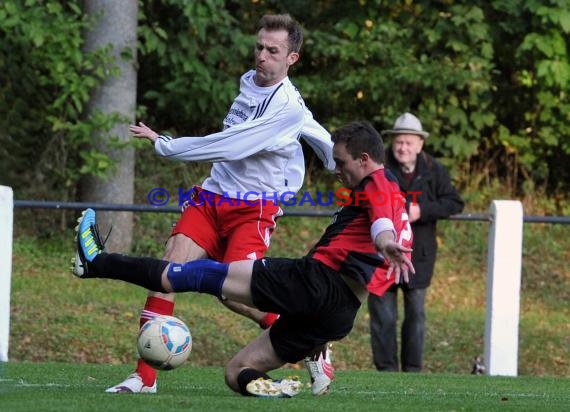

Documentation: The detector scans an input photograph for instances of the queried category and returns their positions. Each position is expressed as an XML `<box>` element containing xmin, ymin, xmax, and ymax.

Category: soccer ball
<box><xmin>137</xmin><ymin>315</ymin><xmax>192</xmax><ymax>370</ymax></box>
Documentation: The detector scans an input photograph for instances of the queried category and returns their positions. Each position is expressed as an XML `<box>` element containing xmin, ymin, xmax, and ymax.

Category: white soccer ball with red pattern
<box><xmin>137</xmin><ymin>315</ymin><xmax>192</xmax><ymax>370</ymax></box>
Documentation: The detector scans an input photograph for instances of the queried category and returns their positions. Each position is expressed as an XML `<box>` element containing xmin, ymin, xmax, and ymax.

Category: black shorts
<box><xmin>251</xmin><ymin>257</ymin><xmax>361</xmax><ymax>363</ymax></box>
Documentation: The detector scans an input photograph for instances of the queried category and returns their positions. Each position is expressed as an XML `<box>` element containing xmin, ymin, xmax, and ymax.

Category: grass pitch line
<box><xmin>339</xmin><ymin>388</ymin><xmax>558</xmax><ymax>400</ymax></box>
<box><xmin>8</xmin><ymin>379</ymin><xmax>73</xmax><ymax>388</ymax></box>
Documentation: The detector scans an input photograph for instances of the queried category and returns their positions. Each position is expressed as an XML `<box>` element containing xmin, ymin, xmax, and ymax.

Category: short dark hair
<box><xmin>258</xmin><ymin>14</ymin><xmax>303</xmax><ymax>53</ymax></box>
<box><xmin>331</xmin><ymin>121</ymin><xmax>385</xmax><ymax>164</ymax></box>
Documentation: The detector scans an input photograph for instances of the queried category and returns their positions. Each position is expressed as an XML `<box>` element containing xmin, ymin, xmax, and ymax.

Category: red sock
<box><xmin>259</xmin><ymin>312</ymin><xmax>280</xmax><ymax>329</ymax></box>
<box><xmin>136</xmin><ymin>296</ymin><xmax>175</xmax><ymax>386</ymax></box>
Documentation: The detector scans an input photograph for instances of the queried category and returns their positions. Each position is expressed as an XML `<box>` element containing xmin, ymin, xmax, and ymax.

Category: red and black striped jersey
<box><xmin>309</xmin><ymin>168</ymin><xmax>413</xmax><ymax>297</ymax></box>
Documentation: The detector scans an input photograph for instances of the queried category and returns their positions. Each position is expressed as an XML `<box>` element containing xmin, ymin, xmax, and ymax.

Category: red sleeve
<box><xmin>359</xmin><ymin>172</ymin><xmax>399</xmax><ymax>242</ymax></box>
<box><xmin>355</xmin><ymin>176</ymin><xmax>392</xmax><ymax>220</ymax></box>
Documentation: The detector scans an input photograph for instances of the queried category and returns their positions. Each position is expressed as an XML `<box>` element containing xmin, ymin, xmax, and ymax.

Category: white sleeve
<box><xmin>370</xmin><ymin>218</ymin><xmax>396</xmax><ymax>243</ymax></box>
<box><xmin>300</xmin><ymin>108</ymin><xmax>335</xmax><ymax>171</ymax></box>
<box><xmin>154</xmin><ymin>90</ymin><xmax>304</xmax><ymax>162</ymax></box>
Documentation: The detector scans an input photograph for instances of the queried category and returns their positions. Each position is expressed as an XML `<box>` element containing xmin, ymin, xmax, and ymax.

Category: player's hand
<box><xmin>381</xmin><ymin>240</ymin><xmax>415</xmax><ymax>284</ymax></box>
<box><xmin>129</xmin><ymin>122</ymin><xmax>159</xmax><ymax>143</ymax></box>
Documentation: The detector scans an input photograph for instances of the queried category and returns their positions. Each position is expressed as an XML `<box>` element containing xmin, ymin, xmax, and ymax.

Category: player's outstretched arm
<box><xmin>375</xmin><ymin>231</ymin><xmax>415</xmax><ymax>284</ymax></box>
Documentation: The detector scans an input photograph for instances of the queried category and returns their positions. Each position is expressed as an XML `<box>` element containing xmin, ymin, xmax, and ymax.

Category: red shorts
<box><xmin>171</xmin><ymin>186</ymin><xmax>283</xmax><ymax>262</ymax></box>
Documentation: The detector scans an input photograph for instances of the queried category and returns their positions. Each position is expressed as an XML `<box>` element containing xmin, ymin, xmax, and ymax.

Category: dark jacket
<box><xmin>386</xmin><ymin>149</ymin><xmax>464</xmax><ymax>289</ymax></box>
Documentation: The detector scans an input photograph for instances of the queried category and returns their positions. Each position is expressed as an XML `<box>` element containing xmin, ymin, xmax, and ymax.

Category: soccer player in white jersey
<box><xmin>104</xmin><ymin>14</ymin><xmax>336</xmax><ymax>396</ymax></box>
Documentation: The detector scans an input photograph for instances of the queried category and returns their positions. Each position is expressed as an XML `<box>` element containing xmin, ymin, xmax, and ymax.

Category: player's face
<box><xmin>333</xmin><ymin>143</ymin><xmax>366</xmax><ymax>189</ymax></box>
<box><xmin>254</xmin><ymin>28</ymin><xmax>299</xmax><ymax>87</ymax></box>
<box><xmin>391</xmin><ymin>134</ymin><xmax>424</xmax><ymax>168</ymax></box>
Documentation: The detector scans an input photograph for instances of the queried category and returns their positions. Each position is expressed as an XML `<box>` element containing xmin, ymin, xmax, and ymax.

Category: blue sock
<box><xmin>167</xmin><ymin>259</ymin><xmax>229</xmax><ymax>299</ymax></box>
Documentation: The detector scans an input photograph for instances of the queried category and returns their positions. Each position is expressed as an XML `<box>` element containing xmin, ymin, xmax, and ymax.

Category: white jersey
<box><xmin>154</xmin><ymin>70</ymin><xmax>333</xmax><ymax>199</ymax></box>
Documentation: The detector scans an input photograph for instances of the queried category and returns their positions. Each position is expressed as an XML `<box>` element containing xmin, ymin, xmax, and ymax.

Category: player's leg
<box><xmin>303</xmin><ymin>343</ymin><xmax>335</xmax><ymax>396</ymax></box>
<box><xmin>228</xmin><ymin>257</ymin><xmax>359</xmax><ymax>398</ymax></box>
<box><xmin>73</xmin><ymin>207</ymin><xmax>164</xmax><ymax>393</ymax></box>
<box><xmin>73</xmin><ymin>208</ymin><xmax>281</xmax><ymax>308</ymax></box>
<box><xmin>106</xmin><ymin>234</ymin><xmax>207</xmax><ymax>393</ymax></box>
<box><xmin>73</xmin><ymin>215</ymin><xmax>255</xmax><ymax>305</ymax></box>
<box><xmin>161</xmin><ymin>259</ymin><xmax>256</xmax><ymax>304</ymax></box>
<box><xmin>106</xmin><ymin>195</ymin><xmax>215</xmax><ymax>394</ymax></box>
<box><xmin>367</xmin><ymin>285</ymin><xmax>399</xmax><ymax>371</ymax></box>
<box><xmin>129</xmin><ymin>192</ymin><xmax>219</xmax><ymax>393</ymax></box>
<box><xmin>401</xmin><ymin>287</ymin><xmax>426</xmax><ymax>372</ymax></box>
<box><xmin>218</xmin><ymin>200</ymin><xmax>282</xmax><ymax>328</ymax></box>
<box><xmin>225</xmin><ymin>329</ymin><xmax>303</xmax><ymax>398</ymax></box>
<box><xmin>245</xmin><ymin>258</ymin><xmax>353</xmax><ymax>397</ymax></box>
<box><xmin>220</xmin><ymin>301</ymin><xmax>271</xmax><ymax>327</ymax></box>
<box><xmin>74</xmin><ymin>209</ymin><xmax>315</xmax><ymax>396</ymax></box>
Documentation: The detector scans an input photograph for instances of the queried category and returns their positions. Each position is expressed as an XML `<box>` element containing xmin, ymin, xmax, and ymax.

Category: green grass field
<box><xmin>1</xmin><ymin>362</ymin><xmax>568</xmax><ymax>412</ymax></box>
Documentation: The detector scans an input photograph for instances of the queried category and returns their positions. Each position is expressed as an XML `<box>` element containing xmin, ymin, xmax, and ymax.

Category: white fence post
<box><xmin>0</xmin><ymin>185</ymin><xmax>13</xmax><ymax>362</ymax></box>
<box><xmin>484</xmin><ymin>200</ymin><xmax>523</xmax><ymax>376</ymax></box>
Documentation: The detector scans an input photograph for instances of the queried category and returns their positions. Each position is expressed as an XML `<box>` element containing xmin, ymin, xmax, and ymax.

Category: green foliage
<box><xmin>1</xmin><ymin>0</ymin><xmax>569</xmax><ymax>212</ymax></box>
<box><xmin>0</xmin><ymin>1</ymin><xmax>122</xmax><ymax>199</ymax></box>
<box><xmin>486</xmin><ymin>0</ymin><xmax>570</xmax><ymax>190</ymax></box>
<box><xmin>134</xmin><ymin>0</ymin><xmax>252</xmax><ymax>133</ymax></box>
<box><xmin>291</xmin><ymin>1</ymin><xmax>495</xmax><ymax>167</ymax></box>
<box><xmin>292</xmin><ymin>0</ymin><xmax>568</xmax><ymax>191</ymax></box>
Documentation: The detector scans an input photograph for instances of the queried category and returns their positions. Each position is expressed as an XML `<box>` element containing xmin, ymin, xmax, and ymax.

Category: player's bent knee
<box><xmin>167</xmin><ymin>260</ymin><xmax>229</xmax><ymax>298</ymax></box>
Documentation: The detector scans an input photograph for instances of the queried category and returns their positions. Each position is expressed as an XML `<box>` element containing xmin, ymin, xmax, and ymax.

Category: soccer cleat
<box><xmin>105</xmin><ymin>373</ymin><xmax>157</xmax><ymax>394</ymax></box>
<box><xmin>72</xmin><ymin>208</ymin><xmax>108</xmax><ymax>277</ymax></box>
<box><xmin>304</xmin><ymin>344</ymin><xmax>335</xmax><ymax>396</ymax></box>
<box><xmin>245</xmin><ymin>377</ymin><xmax>302</xmax><ymax>398</ymax></box>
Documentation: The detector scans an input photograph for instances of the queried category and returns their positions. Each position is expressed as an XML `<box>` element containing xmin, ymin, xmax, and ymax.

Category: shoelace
<box><xmin>91</xmin><ymin>223</ymin><xmax>112</xmax><ymax>251</ymax></box>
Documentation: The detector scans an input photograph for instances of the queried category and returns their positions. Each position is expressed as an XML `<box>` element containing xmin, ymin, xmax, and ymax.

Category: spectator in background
<box><xmin>367</xmin><ymin>113</ymin><xmax>464</xmax><ymax>372</ymax></box>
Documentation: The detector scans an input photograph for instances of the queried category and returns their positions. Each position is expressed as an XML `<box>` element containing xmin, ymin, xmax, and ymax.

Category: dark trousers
<box><xmin>368</xmin><ymin>286</ymin><xmax>426</xmax><ymax>372</ymax></box>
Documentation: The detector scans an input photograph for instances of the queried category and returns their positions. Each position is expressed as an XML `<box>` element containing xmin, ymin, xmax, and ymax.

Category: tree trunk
<box><xmin>80</xmin><ymin>0</ymin><xmax>138</xmax><ymax>252</ymax></box>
